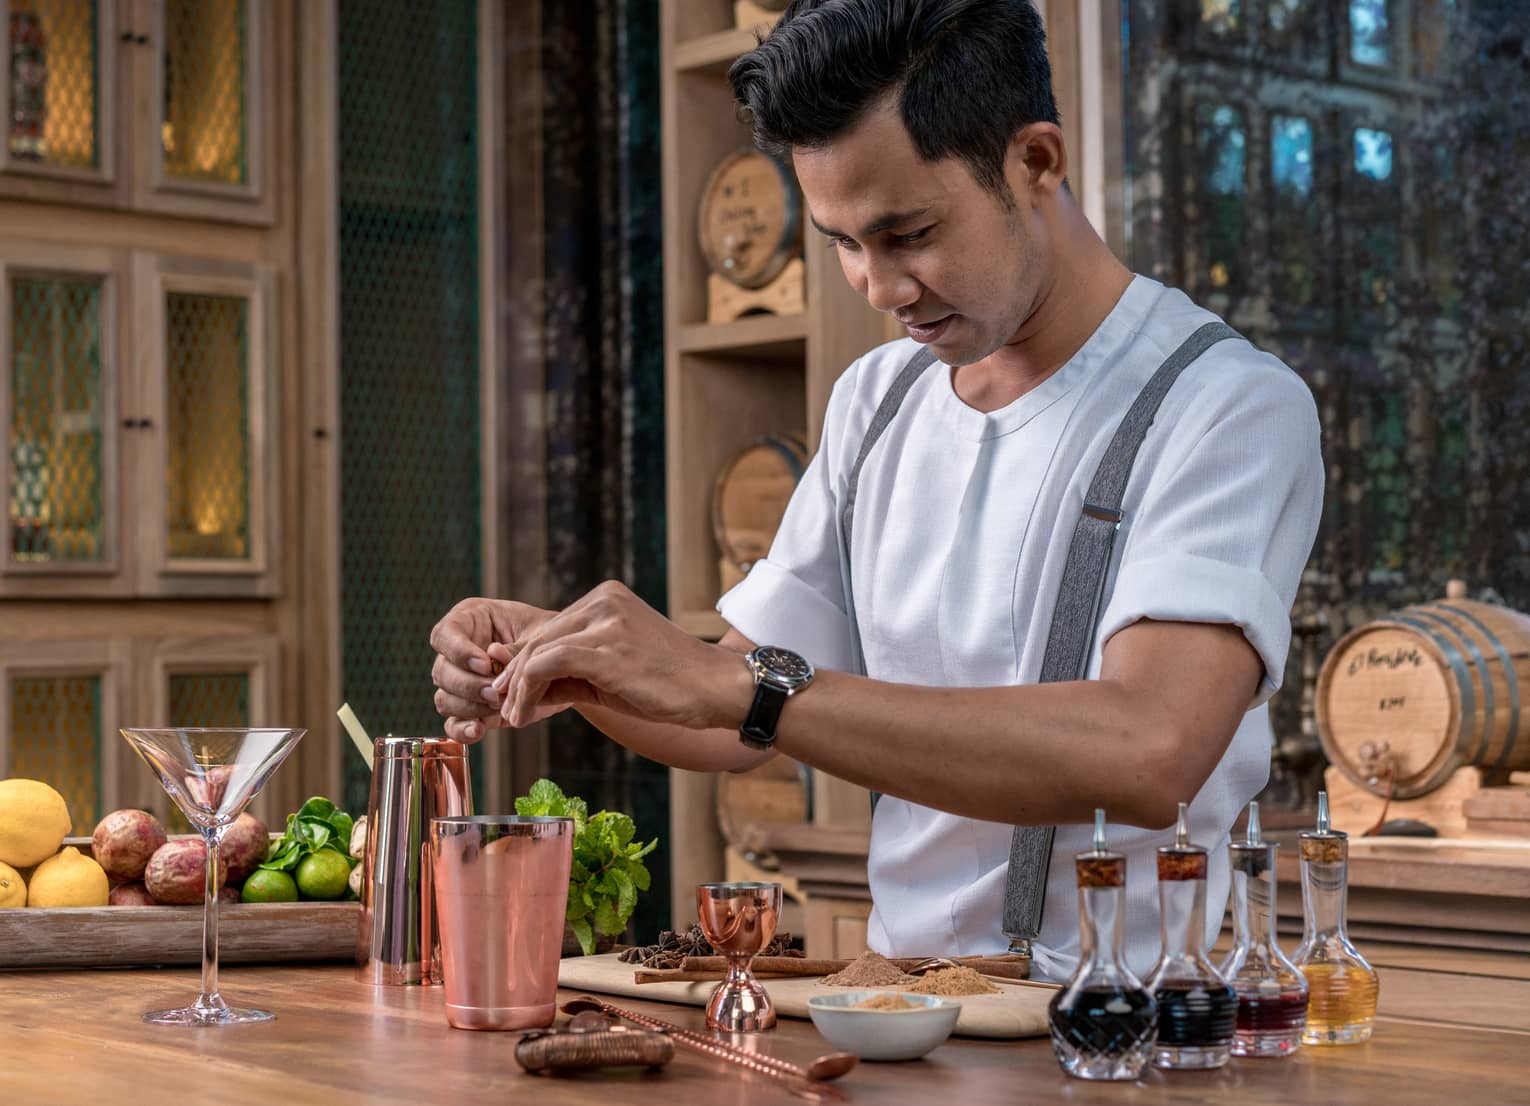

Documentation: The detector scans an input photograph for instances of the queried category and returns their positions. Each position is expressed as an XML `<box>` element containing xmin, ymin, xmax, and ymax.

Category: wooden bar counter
<box><xmin>6</xmin><ymin>947</ymin><xmax>1530</xmax><ymax>1105</ymax></box>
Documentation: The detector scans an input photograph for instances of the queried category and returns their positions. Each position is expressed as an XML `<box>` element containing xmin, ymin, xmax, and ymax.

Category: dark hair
<box><xmin>729</xmin><ymin>0</ymin><xmax>1060</xmax><ymax>200</ymax></box>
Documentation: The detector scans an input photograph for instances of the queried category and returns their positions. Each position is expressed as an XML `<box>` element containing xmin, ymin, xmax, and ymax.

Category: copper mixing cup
<box><xmin>430</xmin><ymin>815</ymin><xmax>574</xmax><ymax>1030</ymax></box>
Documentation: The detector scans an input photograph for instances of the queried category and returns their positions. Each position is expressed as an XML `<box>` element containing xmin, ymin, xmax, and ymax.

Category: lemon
<box><xmin>27</xmin><ymin>846</ymin><xmax>108</xmax><ymax>907</ymax></box>
<box><xmin>0</xmin><ymin>778</ymin><xmax>71</xmax><ymax>868</ymax></box>
<box><xmin>0</xmin><ymin>861</ymin><xmax>25</xmax><ymax>908</ymax></box>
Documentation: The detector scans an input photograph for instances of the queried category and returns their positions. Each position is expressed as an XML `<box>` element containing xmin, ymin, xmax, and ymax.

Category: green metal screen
<box><xmin>8</xmin><ymin>0</ymin><xmax>99</xmax><ymax>170</ymax></box>
<box><xmin>337</xmin><ymin>0</ymin><xmax>481</xmax><ymax>813</ymax></box>
<box><xmin>10</xmin><ymin>674</ymin><xmax>101</xmax><ymax>834</ymax></box>
<box><xmin>164</xmin><ymin>290</ymin><xmax>250</xmax><ymax>561</ymax></box>
<box><xmin>162</xmin><ymin>0</ymin><xmax>247</xmax><ymax>186</ymax></box>
<box><xmin>8</xmin><ymin>274</ymin><xmax>105</xmax><ymax>564</ymax></box>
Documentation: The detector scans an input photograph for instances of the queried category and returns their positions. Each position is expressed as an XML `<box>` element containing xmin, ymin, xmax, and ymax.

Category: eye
<box><xmin>894</xmin><ymin>226</ymin><xmax>934</xmax><ymax>245</ymax></box>
<box><xmin>825</xmin><ymin>235</ymin><xmax>859</xmax><ymax>252</ymax></box>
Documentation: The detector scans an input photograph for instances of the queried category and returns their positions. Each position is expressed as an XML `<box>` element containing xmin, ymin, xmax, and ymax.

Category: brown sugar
<box><xmin>907</xmin><ymin>966</ymin><xmax>999</xmax><ymax>996</ymax></box>
<box><xmin>853</xmin><ymin>993</ymin><xmax>921</xmax><ymax>1011</ymax></box>
<box><xmin>821</xmin><ymin>950</ymin><xmax>913</xmax><ymax>988</ymax></box>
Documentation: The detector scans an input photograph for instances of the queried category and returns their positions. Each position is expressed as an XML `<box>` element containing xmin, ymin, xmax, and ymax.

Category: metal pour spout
<box><xmin>1245</xmin><ymin>801</ymin><xmax>1263</xmax><ymax>846</ymax></box>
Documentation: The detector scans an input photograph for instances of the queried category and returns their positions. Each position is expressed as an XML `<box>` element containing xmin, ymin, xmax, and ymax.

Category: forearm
<box><xmin>767</xmin><ymin>672</ymin><xmax>1218</xmax><ymax>829</ymax></box>
<box><xmin>575</xmin><ymin>704</ymin><xmax>771</xmax><ymax>774</ymax></box>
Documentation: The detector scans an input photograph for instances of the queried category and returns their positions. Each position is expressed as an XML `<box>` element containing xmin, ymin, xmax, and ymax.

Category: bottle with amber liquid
<box><xmin>1047</xmin><ymin>810</ymin><xmax>1157</xmax><ymax>1080</ymax></box>
<box><xmin>1292</xmin><ymin>792</ymin><xmax>1379</xmax><ymax>1044</ymax></box>
<box><xmin>1219</xmin><ymin>801</ymin><xmax>1308</xmax><ymax>1057</ymax></box>
<box><xmin>1144</xmin><ymin>802</ymin><xmax>1237</xmax><ymax>1069</ymax></box>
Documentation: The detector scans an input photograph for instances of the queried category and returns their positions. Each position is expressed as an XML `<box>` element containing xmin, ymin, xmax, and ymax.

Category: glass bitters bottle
<box><xmin>1144</xmin><ymin>802</ymin><xmax>1237</xmax><ymax>1070</ymax></box>
<box><xmin>1047</xmin><ymin>810</ymin><xmax>1158</xmax><ymax>1080</ymax></box>
<box><xmin>1219</xmin><ymin>801</ymin><xmax>1308</xmax><ymax>1057</ymax></box>
<box><xmin>1292</xmin><ymin>792</ymin><xmax>1379</xmax><ymax>1045</ymax></box>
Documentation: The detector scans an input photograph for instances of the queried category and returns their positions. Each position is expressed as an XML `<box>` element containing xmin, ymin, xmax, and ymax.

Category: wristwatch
<box><xmin>739</xmin><ymin>645</ymin><xmax>815</xmax><ymax>751</ymax></box>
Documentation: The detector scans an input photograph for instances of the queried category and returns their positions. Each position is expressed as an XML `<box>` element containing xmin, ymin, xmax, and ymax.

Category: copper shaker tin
<box><xmin>430</xmin><ymin>815</ymin><xmax>574</xmax><ymax>1030</ymax></box>
<box><xmin>355</xmin><ymin>736</ymin><xmax>472</xmax><ymax>985</ymax></box>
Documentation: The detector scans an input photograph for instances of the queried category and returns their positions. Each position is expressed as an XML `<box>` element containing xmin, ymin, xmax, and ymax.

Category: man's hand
<box><xmin>429</xmin><ymin>597</ymin><xmax>555</xmax><ymax>742</ymax></box>
<box><xmin>493</xmin><ymin>580</ymin><xmax>752</xmax><ymax>731</ymax></box>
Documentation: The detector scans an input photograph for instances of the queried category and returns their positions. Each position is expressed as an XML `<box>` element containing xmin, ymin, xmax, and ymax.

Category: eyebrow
<box><xmin>809</xmin><ymin>206</ymin><xmax>933</xmax><ymax>240</ymax></box>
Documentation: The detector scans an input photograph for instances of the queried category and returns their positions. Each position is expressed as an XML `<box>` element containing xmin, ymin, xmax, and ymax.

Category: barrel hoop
<box><xmin>1409</xmin><ymin>609</ymin><xmax>1494</xmax><ymax>767</ymax></box>
<box><xmin>1422</xmin><ymin>601</ymin><xmax>1521</xmax><ymax>775</ymax></box>
<box><xmin>1395</xmin><ymin>613</ymin><xmax>1478</xmax><ymax>793</ymax></box>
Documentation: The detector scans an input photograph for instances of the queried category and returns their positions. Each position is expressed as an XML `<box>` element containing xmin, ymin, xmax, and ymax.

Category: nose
<box><xmin>847</xmin><ymin>249</ymin><xmax>920</xmax><ymax>316</ymax></box>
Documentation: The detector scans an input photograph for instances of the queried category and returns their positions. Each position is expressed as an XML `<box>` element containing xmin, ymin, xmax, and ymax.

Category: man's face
<box><xmin>792</xmin><ymin>99</ymin><xmax>1047</xmax><ymax>367</ymax></box>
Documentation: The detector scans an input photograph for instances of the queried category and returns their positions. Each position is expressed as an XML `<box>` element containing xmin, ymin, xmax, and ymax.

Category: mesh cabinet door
<box><xmin>0</xmin><ymin>0</ymin><xmax>118</xmax><ymax>197</ymax></box>
<box><xmin>133</xmin><ymin>251</ymin><xmax>276</xmax><ymax>597</ymax></box>
<box><xmin>0</xmin><ymin>244</ymin><xmax>126</xmax><ymax>596</ymax></box>
<box><xmin>0</xmin><ymin>640</ymin><xmax>127</xmax><ymax>835</ymax></box>
<box><xmin>139</xmin><ymin>0</ymin><xmax>274</xmax><ymax>224</ymax></box>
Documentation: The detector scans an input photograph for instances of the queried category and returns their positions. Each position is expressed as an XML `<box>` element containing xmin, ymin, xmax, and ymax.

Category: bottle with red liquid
<box><xmin>1218</xmin><ymin>801</ymin><xmax>1308</xmax><ymax>1057</ymax></box>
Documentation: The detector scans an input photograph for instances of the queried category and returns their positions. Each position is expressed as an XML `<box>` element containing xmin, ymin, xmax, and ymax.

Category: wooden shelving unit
<box><xmin>660</xmin><ymin>1</ymin><xmax>891</xmax><ymax>938</ymax></box>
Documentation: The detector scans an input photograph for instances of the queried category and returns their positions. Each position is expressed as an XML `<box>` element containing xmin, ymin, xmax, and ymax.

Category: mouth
<box><xmin>902</xmin><ymin>314</ymin><xmax>955</xmax><ymax>344</ymax></box>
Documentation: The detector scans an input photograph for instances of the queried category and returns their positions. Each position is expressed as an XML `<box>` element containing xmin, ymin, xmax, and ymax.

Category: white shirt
<box><xmin>718</xmin><ymin>275</ymin><xmax>1324</xmax><ymax>981</ymax></box>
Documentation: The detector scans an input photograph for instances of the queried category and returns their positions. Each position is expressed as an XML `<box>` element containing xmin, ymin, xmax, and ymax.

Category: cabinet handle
<box><xmin>119</xmin><ymin>31</ymin><xmax>135</xmax><ymax>43</ymax></box>
<box><xmin>134</xmin><ymin>34</ymin><xmax>149</xmax><ymax>46</ymax></box>
<box><xmin>139</xmin><ymin>417</ymin><xmax>153</xmax><ymax>429</ymax></box>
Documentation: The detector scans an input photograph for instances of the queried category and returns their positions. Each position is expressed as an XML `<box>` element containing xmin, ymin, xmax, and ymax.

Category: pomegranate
<box><xmin>145</xmin><ymin>839</ymin><xmax>223</xmax><ymax>904</ymax></box>
<box><xmin>90</xmin><ymin>809</ymin><xmax>167</xmax><ymax>882</ymax></box>
<box><xmin>108</xmin><ymin>881</ymin><xmax>158</xmax><ymax>907</ymax></box>
<box><xmin>219</xmin><ymin>813</ymin><xmax>270</xmax><ymax>883</ymax></box>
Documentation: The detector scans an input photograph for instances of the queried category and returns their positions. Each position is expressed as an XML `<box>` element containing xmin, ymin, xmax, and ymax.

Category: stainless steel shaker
<box><xmin>356</xmin><ymin>735</ymin><xmax>472</xmax><ymax>985</ymax></box>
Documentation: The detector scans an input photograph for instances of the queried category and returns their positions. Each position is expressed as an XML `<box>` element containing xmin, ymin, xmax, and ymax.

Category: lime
<box><xmin>295</xmin><ymin>850</ymin><xmax>352</xmax><ymax>901</ymax></box>
<box><xmin>241</xmin><ymin>868</ymin><xmax>298</xmax><ymax>903</ymax></box>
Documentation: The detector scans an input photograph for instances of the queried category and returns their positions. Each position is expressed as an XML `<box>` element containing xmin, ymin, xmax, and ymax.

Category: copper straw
<box><xmin>561</xmin><ymin>996</ymin><xmax>852</xmax><ymax>1101</ymax></box>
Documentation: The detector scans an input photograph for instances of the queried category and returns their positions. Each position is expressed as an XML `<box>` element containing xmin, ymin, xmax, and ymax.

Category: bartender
<box><xmin>429</xmin><ymin>0</ymin><xmax>1323</xmax><ymax>982</ymax></box>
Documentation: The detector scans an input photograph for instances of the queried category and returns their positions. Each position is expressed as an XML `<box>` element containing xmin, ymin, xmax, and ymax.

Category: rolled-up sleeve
<box><xmin>717</xmin><ymin>370</ymin><xmax>860</xmax><ymax>673</ymax></box>
<box><xmin>1094</xmin><ymin>357</ymin><xmax>1324</xmax><ymax>706</ymax></box>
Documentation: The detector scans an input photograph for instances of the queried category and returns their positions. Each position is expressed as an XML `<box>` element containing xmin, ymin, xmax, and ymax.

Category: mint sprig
<box><xmin>515</xmin><ymin>778</ymin><xmax>658</xmax><ymax>955</ymax></box>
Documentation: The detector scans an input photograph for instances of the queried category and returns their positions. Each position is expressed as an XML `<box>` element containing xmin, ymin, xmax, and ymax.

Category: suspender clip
<box><xmin>1081</xmin><ymin>502</ymin><xmax>1123</xmax><ymax>524</ymax></box>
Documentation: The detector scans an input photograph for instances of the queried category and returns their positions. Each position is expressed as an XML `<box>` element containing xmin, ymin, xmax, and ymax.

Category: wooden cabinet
<box><xmin>660</xmin><ymin>1</ymin><xmax>889</xmax><ymax>934</ymax></box>
<box><xmin>0</xmin><ymin>0</ymin><xmax>275</xmax><ymax>225</ymax></box>
<box><xmin>0</xmin><ymin>632</ymin><xmax>283</xmax><ymax>832</ymax></box>
<box><xmin>0</xmin><ymin>242</ymin><xmax>278</xmax><ymax>598</ymax></box>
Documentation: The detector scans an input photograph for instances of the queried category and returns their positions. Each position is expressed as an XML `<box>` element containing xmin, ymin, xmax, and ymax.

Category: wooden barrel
<box><xmin>711</xmin><ymin>433</ymin><xmax>809</xmax><ymax>578</ymax></box>
<box><xmin>697</xmin><ymin>148</ymin><xmax>802</xmax><ymax>289</ymax></box>
<box><xmin>1316</xmin><ymin>597</ymin><xmax>1530</xmax><ymax>798</ymax></box>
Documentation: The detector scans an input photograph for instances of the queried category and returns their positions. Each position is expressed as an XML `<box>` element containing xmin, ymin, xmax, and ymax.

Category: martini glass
<box><xmin>120</xmin><ymin>726</ymin><xmax>306</xmax><ymax>1026</ymax></box>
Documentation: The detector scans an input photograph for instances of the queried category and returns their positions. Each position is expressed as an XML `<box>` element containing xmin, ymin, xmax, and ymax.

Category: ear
<box><xmin>1006</xmin><ymin>122</ymin><xmax>1067</xmax><ymax>201</ymax></box>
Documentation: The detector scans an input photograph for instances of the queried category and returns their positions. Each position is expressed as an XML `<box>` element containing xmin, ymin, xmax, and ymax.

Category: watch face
<box><xmin>754</xmin><ymin>646</ymin><xmax>813</xmax><ymax>686</ymax></box>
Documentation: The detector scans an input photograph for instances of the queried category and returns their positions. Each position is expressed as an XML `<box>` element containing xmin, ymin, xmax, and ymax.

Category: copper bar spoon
<box><xmin>561</xmin><ymin>996</ymin><xmax>856</xmax><ymax>1098</ymax></box>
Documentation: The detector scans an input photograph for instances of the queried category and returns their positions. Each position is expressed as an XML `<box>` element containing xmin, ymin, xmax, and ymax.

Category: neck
<box><xmin>954</xmin><ymin>203</ymin><xmax>1134</xmax><ymax>412</ymax></box>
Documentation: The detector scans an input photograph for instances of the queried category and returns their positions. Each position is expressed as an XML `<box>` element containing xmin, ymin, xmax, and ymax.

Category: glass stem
<box><xmin>200</xmin><ymin>826</ymin><xmax>228</xmax><ymax>1012</ymax></box>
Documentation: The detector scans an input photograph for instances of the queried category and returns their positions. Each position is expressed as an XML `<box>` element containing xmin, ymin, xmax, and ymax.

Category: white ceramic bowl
<box><xmin>806</xmin><ymin>991</ymin><xmax>962</xmax><ymax>1061</ymax></box>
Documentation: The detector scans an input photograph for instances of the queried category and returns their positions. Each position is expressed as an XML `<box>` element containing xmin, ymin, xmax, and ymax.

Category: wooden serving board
<box><xmin>0</xmin><ymin>901</ymin><xmax>360</xmax><ymax>970</ymax></box>
<box><xmin>557</xmin><ymin>953</ymin><xmax>1053</xmax><ymax>1039</ymax></box>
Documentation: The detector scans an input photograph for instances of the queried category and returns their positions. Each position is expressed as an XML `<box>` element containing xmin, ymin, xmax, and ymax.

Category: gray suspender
<box><xmin>840</xmin><ymin>320</ymin><xmax>1240</xmax><ymax>954</ymax></box>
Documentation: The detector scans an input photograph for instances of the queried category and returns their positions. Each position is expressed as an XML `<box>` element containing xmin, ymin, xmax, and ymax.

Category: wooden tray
<box><xmin>0</xmin><ymin>901</ymin><xmax>360</xmax><ymax>969</ymax></box>
<box><xmin>0</xmin><ymin>834</ymin><xmax>359</xmax><ymax>970</ymax></box>
<box><xmin>557</xmin><ymin>953</ymin><xmax>1054</xmax><ymax>1039</ymax></box>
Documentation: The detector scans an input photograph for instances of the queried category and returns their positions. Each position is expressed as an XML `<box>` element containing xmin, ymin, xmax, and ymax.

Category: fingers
<box><xmin>433</xmin><ymin>685</ymin><xmax>496</xmax><ymax>721</ymax></box>
<box><xmin>429</xmin><ymin>600</ymin><xmax>494</xmax><ymax>676</ymax></box>
<box><xmin>432</xmin><ymin>652</ymin><xmax>502</xmax><ymax>711</ymax></box>
<box><xmin>444</xmin><ymin>715</ymin><xmax>485</xmax><ymax>744</ymax></box>
<box><xmin>506</xmin><ymin>638</ymin><xmax>609</xmax><ymax>727</ymax></box>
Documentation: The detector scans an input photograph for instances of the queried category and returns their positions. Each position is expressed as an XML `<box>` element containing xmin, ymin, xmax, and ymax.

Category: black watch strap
<box><xmin>739</xmin><ymin>681</ymin><xmax>790</xmax><ymax>751</ymax></box>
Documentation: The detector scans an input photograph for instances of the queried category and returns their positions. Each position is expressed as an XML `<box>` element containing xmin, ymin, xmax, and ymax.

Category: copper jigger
<box><xmin>696</xmin><ymin>881</ymin><xmax>783</xmax><ymax>1032</ymax></box>
<box><xmin>430</xmin><ymin>815</ymin><xmax>574</xmax><ymax>1031</ymax></box>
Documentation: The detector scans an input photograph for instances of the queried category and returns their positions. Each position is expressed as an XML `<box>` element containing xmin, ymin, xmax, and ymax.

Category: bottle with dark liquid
<box><xmin>1292</xmin><ymin>792</ymin><xmax>1379</xmax><ymax>1044</ymax></box>
<box><xmin>1144</xmin><ymin>802</ymin><xmax>1236</xmax><ymax>1070</ymax></box>
<box><xmin>1219</xmin><ymin>801</ymin><xmax>1308</xmax><ymax>1057</ymax></box>
<box><xmin>1047</xmin><ymin>810</ymin><xmax>1157</xmax><ymax>1080</ymax></box>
